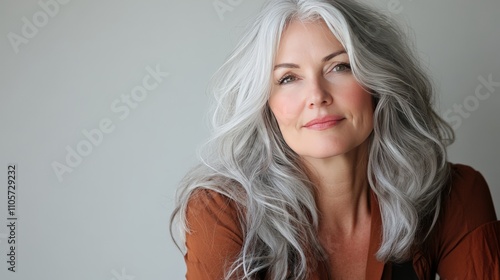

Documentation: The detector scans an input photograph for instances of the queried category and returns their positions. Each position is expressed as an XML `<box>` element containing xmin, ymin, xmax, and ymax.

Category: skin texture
<box><xmin>268</xmin><ymin>19</ymin><xmax>375</xmax><ymax>279</ymax></box>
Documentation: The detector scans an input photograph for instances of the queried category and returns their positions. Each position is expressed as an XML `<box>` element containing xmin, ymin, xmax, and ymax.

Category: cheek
<box><xmin>337</xmin><ymin>81</ymin><xmax>374</xmax><ymax>131</ymax></box>
<box><xmin>269</xmin><ymin>93</ymin><xmax>304</xmax><ymax>127</ymax></box>
<box><xmin>341</xmin><ymin>81</ymin><xmax>374</xmax><ymax>114</ymax></box>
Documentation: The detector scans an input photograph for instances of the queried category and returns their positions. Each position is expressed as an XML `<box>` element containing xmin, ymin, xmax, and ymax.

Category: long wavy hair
<box><xmin>170</xmin><ymin>0</ymin><xmax>455</xmax><ymax>279</ymax></box>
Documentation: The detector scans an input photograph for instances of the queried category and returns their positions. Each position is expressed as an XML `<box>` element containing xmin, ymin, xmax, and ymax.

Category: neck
<box><xmin>303</xmin><ymin>140</ymin><xmax>371</xmax><ymax>237</ymax></box>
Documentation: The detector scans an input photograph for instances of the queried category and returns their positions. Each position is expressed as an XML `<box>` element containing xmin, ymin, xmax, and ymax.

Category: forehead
<box><xmin>275</xmin><ymin>19</ymin><xmax>344</xmax><ymax>60</ymax></box>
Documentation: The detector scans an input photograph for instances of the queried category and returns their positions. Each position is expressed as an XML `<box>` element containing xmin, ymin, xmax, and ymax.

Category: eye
<box><xmin>278</xmin><ymin>74</ymin><xmax>297</xmax><ymax>85</ymax></box>
<box><xmin>332</xmin><ymin>63</ymin><xmax>351</xmax><ymax>72</ymax></box>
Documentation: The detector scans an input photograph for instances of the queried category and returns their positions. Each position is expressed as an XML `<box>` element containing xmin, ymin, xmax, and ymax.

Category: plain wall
<box><xmin>0</xmin><ymin>0</ymin><xmax>498</xmax><ymax>279</ymax></box>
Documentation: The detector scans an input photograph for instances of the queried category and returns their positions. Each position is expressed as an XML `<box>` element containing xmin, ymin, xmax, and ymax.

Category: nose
<box><xmin>307</xmin><ymin>77</ymin><xmax>333</xmax><ymax>108</ymax></box>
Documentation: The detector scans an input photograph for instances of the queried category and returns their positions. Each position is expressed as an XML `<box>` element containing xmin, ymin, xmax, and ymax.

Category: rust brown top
<box><xmin>183</xmin><ymin>164</ymin><xmax>500</xmax><ymax>279</ymax></box>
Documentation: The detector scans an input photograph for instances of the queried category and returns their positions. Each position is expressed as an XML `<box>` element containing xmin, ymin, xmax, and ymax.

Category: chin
<box><xmin>299</xmin><ymin>147</ymin><xmax>348</xmax><ymax>160</ymax></box>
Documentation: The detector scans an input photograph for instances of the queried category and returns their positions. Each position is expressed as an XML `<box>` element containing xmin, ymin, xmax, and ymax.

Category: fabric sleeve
<box><xmin>436</xmin><ymin>164</ymin><xmax>500</xmax><ymax>279</ymax></box>
<box><xmin>184</xmin><ymin>189</ymin><xmax>244</xmax><ymax>280</ymax></box>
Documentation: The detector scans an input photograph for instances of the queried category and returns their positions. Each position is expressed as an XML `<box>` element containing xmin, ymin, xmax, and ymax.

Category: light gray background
<box><xmin>0</xmin><ymin>0</ymin><xmax>498</xmax><ymax>279</ymax></box>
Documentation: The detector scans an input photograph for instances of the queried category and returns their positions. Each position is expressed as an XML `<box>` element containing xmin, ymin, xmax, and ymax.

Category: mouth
<box><xmin>303</xmin><ymin>115</ymin><xmax>345</xmax><ymax>130</ymax></box>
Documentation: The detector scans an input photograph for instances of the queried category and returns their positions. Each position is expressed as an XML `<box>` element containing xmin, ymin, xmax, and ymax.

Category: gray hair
<box><xmin>170</xmin><ymin>0</ymin><xmax>454</xmax><ymax>279</ymax></box>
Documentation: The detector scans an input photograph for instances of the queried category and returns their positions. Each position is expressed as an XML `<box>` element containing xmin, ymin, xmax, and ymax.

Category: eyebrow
<box><xmin>273</xmin><ymin>50</ymin><xmax>347</xmax><ymax>70</ymax></box>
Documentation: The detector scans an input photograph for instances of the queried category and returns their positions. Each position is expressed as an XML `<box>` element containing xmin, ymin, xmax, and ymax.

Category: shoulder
<box><xmin>184</xmin><ymin>189</ymin><xmax>244</xmax><ymax>279</ymax></box>
<box><xmin>186</xmin><ymin>189</ymin><xmax>240</xmax><ymax>220</ymax></box>
<box><xmin>440</xmin><ymin>163</ymin><xmax>497</xmax><ymax>226</ymax></box>
<box><xmin>185</xmin><ymin>188</ymin><xmax>244</xmax><ymax>242</ymax></box>
<box><xmin>431</xmin><ymin>163</ymin><xmax>500</xmax><ymax>278</ymax></box>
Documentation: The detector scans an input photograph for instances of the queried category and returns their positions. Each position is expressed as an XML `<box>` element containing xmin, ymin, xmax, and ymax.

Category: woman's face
<box><xmin>269</xmin><ymin>20</ymin><xmax>374</xmax><ymax>161</ymax></box>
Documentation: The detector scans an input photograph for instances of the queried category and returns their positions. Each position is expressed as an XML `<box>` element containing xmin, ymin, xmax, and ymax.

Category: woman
<box><xmin>171</xmin><ymin>0</ymin><xmax>500</xmax><ymax>279</ymax></box>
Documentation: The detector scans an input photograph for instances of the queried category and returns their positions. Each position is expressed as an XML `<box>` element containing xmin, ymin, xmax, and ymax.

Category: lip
<box><xmin>303</xmin><ymin>115</ymin><xmax>345</xmax><ymax>130</ymax></box>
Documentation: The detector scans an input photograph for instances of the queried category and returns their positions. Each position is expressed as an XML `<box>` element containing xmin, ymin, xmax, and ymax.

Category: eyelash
<box><xmin>277</xmin><ymin>63</ymin><xmax>352</xmax><ymax>85</ymax></box>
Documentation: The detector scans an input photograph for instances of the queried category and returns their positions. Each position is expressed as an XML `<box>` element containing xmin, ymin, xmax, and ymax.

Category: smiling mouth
<box><xmin>304</xmin><ymin>119</ymin><xmax>344</xmax><ymax>130</ymax></box>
